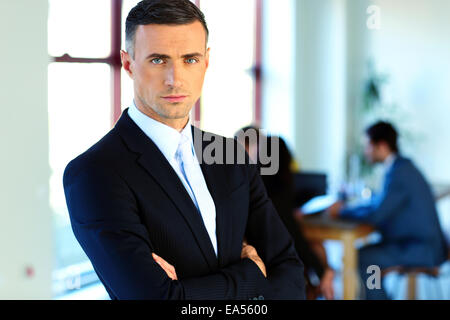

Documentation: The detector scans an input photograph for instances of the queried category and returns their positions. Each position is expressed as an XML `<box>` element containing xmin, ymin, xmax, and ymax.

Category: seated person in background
<box><xmin>236</xmin><ymin>126</ymin><xmax>335</xmax><ymax>300</ymax></box>
<box><xmin>328</xmin><ymin>121</ymin><xmax>448</xmax><ymax>300</ymax></box>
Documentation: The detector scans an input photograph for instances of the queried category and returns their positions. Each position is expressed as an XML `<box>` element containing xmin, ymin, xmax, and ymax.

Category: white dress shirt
<box><xmin>128</xmin><ymin>101</ymin><xmax>218</xmax><ymax>255</ymax></box>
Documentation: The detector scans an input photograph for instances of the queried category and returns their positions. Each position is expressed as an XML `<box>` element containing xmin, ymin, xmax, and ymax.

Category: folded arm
<box><xmin>243</xmin><ymin>161</ymin><xmax>306</xmax><ymax>299</ymax></box>
<box><xmin>64</xmin><ymin>161</ymin><xmax>267</xmax><ymax>300</ymax></box>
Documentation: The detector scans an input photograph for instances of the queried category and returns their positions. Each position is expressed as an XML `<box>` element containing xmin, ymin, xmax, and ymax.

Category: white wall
<box><xmin>261</xmin><ymin>0</ymin><xmax>296</xmax><ymax>151</ymax></box>
<box><xmin>368</xmin><ymin>0</ymin><xmax>450</xmax><ymax>184</ymax></box>
<box><xmin>262</xmin><ymin>0</ymin><xmax>450</xmax><ymax>234</ymax></box>
<box><xmin>0</xmin><ymin>0</ymin><xmax>52</xmax><ymax>299</ymax></box>
<box><xmin>263</xmin><ymin>0</ymin><xmax>348</xmax><ymax>190</ymax></box>
<box><xmin>345</xmin><ymin>0</ymin><xmax>372</xmax><ymax>156</ymax></box>
<box><xmin>288</xmin><ymin>0</ymin><xmax>450</xmax><ymax>187</ymax></box>
<box><xmin>294</xmin><ymin>0</ymin><xmax>348</xmax><ymax>191</ymax></box>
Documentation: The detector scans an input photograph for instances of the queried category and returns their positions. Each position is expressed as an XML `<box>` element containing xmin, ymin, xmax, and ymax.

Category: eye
<box><xmin>185</xmin><ymin>58</ymin><xmax>199</xmax><ymax>64</ymax></box>
<box><xmin>151</xmin><ymin>58</ymin><xmax>164</xmax><ymax>65</ymax></box>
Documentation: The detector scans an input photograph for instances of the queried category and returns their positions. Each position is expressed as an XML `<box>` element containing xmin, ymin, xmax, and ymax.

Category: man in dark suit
<box><xmin>63</xmin><ymin>0</ymin><xmax>305</xmax><ymax>300</ymax></box>
<box><xmin>328</xmin><ymin>121</ymin><xmax>447</xmax><ymax>299</ymax></box>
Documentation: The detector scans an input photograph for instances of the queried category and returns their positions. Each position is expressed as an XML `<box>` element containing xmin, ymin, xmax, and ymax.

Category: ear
<box><xmin>121</xmin><ymin>50</ymin><xmax>134</xmax><ymax>79</ymax></box>
<box><xmin>205</xmin><ymin>47</ymin><xmax>210</xmax><ymax>70</ymax></box>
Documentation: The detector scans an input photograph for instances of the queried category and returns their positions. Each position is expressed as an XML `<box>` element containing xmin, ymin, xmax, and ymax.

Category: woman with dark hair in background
<box><xmin>236</xmin><ymin>126</ymin><xmax>335</xmax><ymax>300</ymax></box>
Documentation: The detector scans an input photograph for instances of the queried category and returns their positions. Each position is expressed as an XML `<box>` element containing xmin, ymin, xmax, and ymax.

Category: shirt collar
<box><xmin>383</xmin><ymin>153</ymin><xmax>397</xmax><ymax>173</ymax></box>
<box><xmin>128</xmin><ymin>101</ymin><xmax>193</xmax><ymax>160</ymax></box>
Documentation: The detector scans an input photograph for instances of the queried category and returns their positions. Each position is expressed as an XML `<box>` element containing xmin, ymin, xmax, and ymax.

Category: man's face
<box><xmin>123</xmin><ymin>21</ymin><xmax>209</xmax><ymax>126</ymax></box>
<box><xmin>363</xmin><ymin>135</ymin><xmax>382</xmax><ymax>164</ymax></box>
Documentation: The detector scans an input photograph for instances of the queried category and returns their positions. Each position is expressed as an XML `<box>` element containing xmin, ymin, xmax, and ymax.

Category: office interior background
<box><xmin>1</xmin><ymin>0</ymin><xmax>449</xmax><ymax>299</ymax></box>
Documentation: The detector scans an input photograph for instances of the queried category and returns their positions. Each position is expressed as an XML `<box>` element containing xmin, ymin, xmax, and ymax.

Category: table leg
<box><xmin>342</xmin><ymin>233</ymin><xmax>358</xmax><ymax>300</ymax></box>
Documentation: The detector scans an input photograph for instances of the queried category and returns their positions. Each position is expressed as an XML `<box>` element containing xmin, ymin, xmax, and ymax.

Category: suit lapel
<box><xmin>193</xmin><ymin>127</ymin><xmax>233</xmax><ymax>268</ymax></box>
<box><xmin>115</xmin><ymin>110</ymin><xmax>218</xmax><ymax>270</ymax></box>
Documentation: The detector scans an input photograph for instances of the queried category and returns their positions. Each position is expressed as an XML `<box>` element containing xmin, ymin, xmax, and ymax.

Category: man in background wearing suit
<box><xmin>328</xmin><ymin>121</ymin><xmax>447</xmax><ymax>299</ymax></box>
<box><xmin>63</xmin><ymin>0</ymin><xmax>305</xmax><ymax>300</ymax></box>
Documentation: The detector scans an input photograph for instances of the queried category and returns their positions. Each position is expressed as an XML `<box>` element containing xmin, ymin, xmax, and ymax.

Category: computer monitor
<box><xmin>293</xmin><ymin>172</ymin><xmax>327</xmax><ymax>207</ymax></box>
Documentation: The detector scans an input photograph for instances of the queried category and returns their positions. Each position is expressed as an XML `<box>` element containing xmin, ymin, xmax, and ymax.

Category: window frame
<box><xmin>51</xmin><ymin>0</ymin><xmax>263</xmax><ymax>127</ymax></box>
<box><xmin>52</xmin><ymin>0</ymin><xmax>123</xmax><ymax>126</ymax></box>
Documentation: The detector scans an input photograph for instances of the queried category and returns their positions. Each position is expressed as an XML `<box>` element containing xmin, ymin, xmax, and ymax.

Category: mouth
<box><xmin>161</xmin><ymin>95</ymin><xmax>188</xmax><ymax>103</ymax></box>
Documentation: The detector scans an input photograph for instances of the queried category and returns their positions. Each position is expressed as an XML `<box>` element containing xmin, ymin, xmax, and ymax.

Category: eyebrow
<box><xmin>146</xmin><ymin>52</ymin><xmax>204</xmax><ymax>60</ymax></box>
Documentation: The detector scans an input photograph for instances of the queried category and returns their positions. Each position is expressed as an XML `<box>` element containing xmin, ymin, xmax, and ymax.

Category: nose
<box><xmin>164</xmin><ymin>63</ymin><xmax>183</xmax><ymax>88</ymax></box>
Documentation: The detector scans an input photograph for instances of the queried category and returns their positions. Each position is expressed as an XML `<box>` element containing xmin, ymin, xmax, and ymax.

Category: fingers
<box><xmin>321</xmin><ymin>283</ymin><xmax>332</xmax><ymax>300</ymax></box>
<box><xmin>327</xmin><ymin>203</ymin><xmax>339</xmax><ymax>219</ymax></box>
<box><xmin>241</xmin><ymin>244</ymin><xmax>256</xmax><ymax>259</ymax></box>
<box><xmin>294</xmin><ymin>209</ymin><xmax>304</xmax><ymax>222</ymax></box>
<box><xmin>153</xmin><ymin>253</ymin><xmax>177</xmax><ymax>279</ymax></box>
<box><xmin>152</xmin><ymin>253</ymin><xmax>178</xmax><ymax>280</ymax></box>
<box><xmin>320</xmin><ymin>270</ymin><xmax>335</xmax><ymax>300</ymax></box>
<box><xmin>253</xmin><ymin>257</ymin><xmax>267</xmax><ymax>278</ymax></box>
<box><xmin>329</xmin><ymin>287</ymin><xmax>335</xmax><ymax>300</ymax></box>
<box><xmin>324</xmin><ymin>286</ymin><xmax>335</xmax><ymax>300</ymax></box>
<box><xmin>240</xmin><ymin>244</ymin><xmax>267</xmax><ymax>277</ymax></box>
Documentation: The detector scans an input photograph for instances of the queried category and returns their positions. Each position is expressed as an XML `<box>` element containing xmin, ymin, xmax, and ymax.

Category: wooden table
<box><xmin>302</xmin><ymin>214</ymin><xmax>375</xmax><ymax>300</ymax></box>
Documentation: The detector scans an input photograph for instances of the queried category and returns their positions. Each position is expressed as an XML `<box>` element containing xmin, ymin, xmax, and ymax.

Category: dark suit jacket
<box><xmin>341</xmin><ymin>156</ymin><xmax>448</xmax><ymax>267</ymax></box>
<box><xmin>260</xmin><ymin>137</ymin><xmax>326</xmax><ymax>279</ymax></box>
<box><xmin>63</xmin><ymin>109</ymin><xmax>305</xmax><ymax>300</ymax></box>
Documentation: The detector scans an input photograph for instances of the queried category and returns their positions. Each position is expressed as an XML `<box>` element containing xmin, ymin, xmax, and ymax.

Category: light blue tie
<box><xmin>176</xmin><ymin>134</ymin><xmax>218</xmax><ymax>256</ymax></box>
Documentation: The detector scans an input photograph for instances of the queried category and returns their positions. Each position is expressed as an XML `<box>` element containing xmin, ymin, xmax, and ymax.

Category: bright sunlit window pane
<box><xmin>48</xmin><ymin>63</ymin><xmax>111</xmax><ymax>269</ymax></box>
<box><xmin>122</xmin><ymin>0</ymin><xmax>140</xmax><ymax>51</ymax></box>
<box><xmin>200</xmin><ymin>0</ymin><xmax>256</xmax><ymax>137</ymax></box>
<box><xmin>121</xmin><ymin>0</ymin><xmax>141</xmax><ymax>110</ymax></box>
<box><xmin>202</xmin><ymin>72</ymin><xmax>254</xmax><ymax>137</ymax></box>
<box><xmin>48</xmin><ymin>0</ymin><xmax>111</xmax><ymax>58</ymax></box>
<box><xmin>122</xmin><ymin>68</ymin><xmax>134</xmax><ymax>110</ymax></box>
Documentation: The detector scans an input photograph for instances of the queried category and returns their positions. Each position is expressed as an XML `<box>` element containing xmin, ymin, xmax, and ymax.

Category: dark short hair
<box><xmin>125</xmin><ymin>0</ymin><xmax>209</xmax><ymax>58</ymax></box>
<box><xmin>366</xmin><ymin>121</ymin><xmax>399</xmax><ymax>153</ymax></box>
<box><xmin>235</xmin><ymin>125</ymin><xmax>262</xmax><ymax>149</ymax></box>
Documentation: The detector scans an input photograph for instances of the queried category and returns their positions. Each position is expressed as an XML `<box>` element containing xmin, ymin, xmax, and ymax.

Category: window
<box><xmin>199</xmin><ymin>0</ymin><xmax>262</xmax><ymax>137</ymax></box>
<box><xmin>48</xmin><ymin>0</ymin><xmax>121</xmax><ymax>297</ymax></box>
<box><xmin>48</xmin><ymin>0</ymin><xmax>261</xmax><ymax>298</ymax></box>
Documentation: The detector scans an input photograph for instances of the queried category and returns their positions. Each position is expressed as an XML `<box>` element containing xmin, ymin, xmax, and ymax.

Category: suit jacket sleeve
<box><xmin>244</xmin><ymin>162</ymin><xmax>306</xmax><ymax>299</ymax></box>
<box><xmin>340</xmin><ymin>166</ymin><xmax>408</xmax><ymax>227</ymax></box>
<box><xmin>64</xmin><ymin>161</ymin><xmax>268</xmax><ymax>300</ymax></box>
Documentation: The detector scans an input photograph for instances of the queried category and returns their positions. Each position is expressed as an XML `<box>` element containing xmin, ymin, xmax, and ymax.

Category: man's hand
<box><xmin>153</xmin><ymin>242</ymin><xmax>267</xmax><ymax>281</ymax></box>
<box><xmin>152</xmin><ymin>253</ymin><xmax>178</xmax><ymax>280</ymax></box>
<box><xmin>241</xmin><ymin>240</ymin><xmax>267</xmax><ymax>277</ymax></box>
<box><xmin>294</xmin><ymin>208</ymin><xmax>305</xmax><ymax>223</ymax></box>
<box><xmin>319</xmin><ymin>268</ymin><xmax>335</xmax><ymax>300</ymax></box>
<box><xmin>327</xmin><ymin>201</ymin><xmax>344</xmax><ymax>219</ymax></box>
